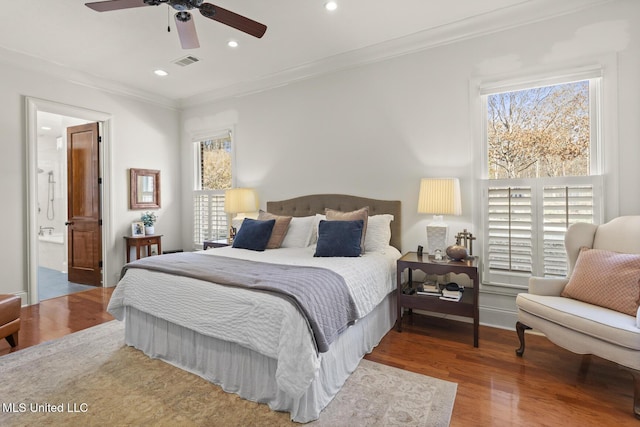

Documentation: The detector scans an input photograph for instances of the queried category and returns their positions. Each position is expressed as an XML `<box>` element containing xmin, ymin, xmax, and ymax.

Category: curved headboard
<box><xmin>267</xmin><ymin>194</ymin><xmax>402</xmax><ymax>251</ymax></box>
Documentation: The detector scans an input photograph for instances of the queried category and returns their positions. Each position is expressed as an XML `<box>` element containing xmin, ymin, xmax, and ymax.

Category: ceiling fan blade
<box><xmin>199</xmin><ymin>3</ymin><xmax>267</xmax><ymax>39</ymax></box>
<box><xmin>85</xmin><ymin>0</ymin><xmax>150</xmax><ymax>12</ymax></box>
<box><xmin>175</xmin><ymin>13</ymin><xmax>200</xmax><ymax>49</ymax></box>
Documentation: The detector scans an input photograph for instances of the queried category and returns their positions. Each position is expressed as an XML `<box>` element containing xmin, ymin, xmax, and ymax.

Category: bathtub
<box><xmin>39</xmin><ymin>232</ymin><xmax>64</xmax><ymax>245</ymax></box>
<box><xmin>38</xmin><ymin>233</ymin><xmax>67</xmax><ymax>272</ymax></box>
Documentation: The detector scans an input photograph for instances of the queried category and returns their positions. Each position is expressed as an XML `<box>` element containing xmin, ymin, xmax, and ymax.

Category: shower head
<box><xmin>37</xmin><ymin>168</ymin><xmax>44</xmax><ymax>174</ymax></box>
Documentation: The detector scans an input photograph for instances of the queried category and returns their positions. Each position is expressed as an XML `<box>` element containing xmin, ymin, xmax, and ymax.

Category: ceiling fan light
<box><xmin>154</xmin><ymin>69</ymin><xmax>169</xmax><ymax>77</ymax></box>
<box><xmin>175</xmin><ymin>11</ymin><xmax>192</xmax><ymax>22</ymax></box>
<box><xmin>324</xmin><ymin>1</ymin><xmax>338</xmax><ymax>11</ymax></box>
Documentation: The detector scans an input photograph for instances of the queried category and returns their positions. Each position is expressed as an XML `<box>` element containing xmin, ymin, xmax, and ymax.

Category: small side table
<box><xmin>396</xmin><ymin>252</ymin><xmax>480</xmax><ymax>347</ymax></box>
<box><xmin>124</xmin><ymin>235</ymin><xmax>163</xmax><ymax>263</ymax></box>
<box><xmin>203</xmin><ymin>239</ymin><xmax>230</xmax><ymax>250</ymax></box>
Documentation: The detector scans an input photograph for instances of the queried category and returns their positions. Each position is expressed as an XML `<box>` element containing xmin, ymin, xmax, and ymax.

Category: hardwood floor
<box><xmin>366</xmin><ymin>313</ymin><xmax>638</xmax><ymax>426</ymax></box>
<box><xmin>1</xmin><ymin>288</ymin><xmax>636</xmax><ymax>426</ymax></box>
<box><xmin>0</xmin><ymin>287</ymin><xmax>115</xmax><ymax>357</ymax></box>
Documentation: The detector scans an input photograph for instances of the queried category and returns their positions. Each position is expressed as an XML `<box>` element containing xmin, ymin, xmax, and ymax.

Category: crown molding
<box><xmin>0</xmin><ymin>0</ymin><xmax>614</xmax><ymax>111</ymax></box>
<box><xmin>0</xmin><ymin>46</ymin><xmax>179</xmax><ymax>110</ymax></box>
<box><xmin>180</xmin><ymin>0</ymin><xmax>614</xmax><ymax>108</ymax></box>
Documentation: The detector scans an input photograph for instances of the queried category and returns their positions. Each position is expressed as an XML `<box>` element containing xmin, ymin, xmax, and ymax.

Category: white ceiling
<box><xmin>0</xmin><ymin>0</ymin><xmax>610</xmax><ymax>108</ymax></box>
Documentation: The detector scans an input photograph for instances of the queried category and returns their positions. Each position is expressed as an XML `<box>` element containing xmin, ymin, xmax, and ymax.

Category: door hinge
<box><xmin>98</xmin><ymin>136</ymin><xmax>102</xmax><ymax>143</ymax></box>
<box><xmin>99</xmin><ymin>261</ymin><xmax>103</xmax><ymax>268</ymax></box>
<box><xmin>99</xmin><ymin>219</ymin><xmax>103</xmax><ymax>226</ymax></box>
<box><xmin>98</xmin><ymin>177</ymin><xmax>102</xmax><ymax>184</ymax></box>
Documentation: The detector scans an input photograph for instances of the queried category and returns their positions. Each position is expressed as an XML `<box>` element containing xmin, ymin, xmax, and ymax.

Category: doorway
<box><xmin>36</xmin><ymin>113</ymin><xmax>95</xmax><ymax>300</ymax></box>
<box><xmin>26</xmin><ymin>98</ymin><xmax>113</xmax><ymax>305</ymax></box>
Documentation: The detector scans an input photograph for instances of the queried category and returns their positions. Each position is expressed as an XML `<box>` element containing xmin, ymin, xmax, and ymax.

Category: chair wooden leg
<box><xmin>618</xmin><ymin>366</ymin><xmax>640</xmax><ymax>419</ymax></box>
<box><xmin>578</xmin><ymin>354</ymin><xmax>591</xmax><ymax>376</ymax></box>
<box><xmin>5</xmin><ymin>331</ymin><xmax>18</xmax><ymax>348</ymax></box>
<box><xmin>515</xmin><ymin>321</ymin><xmax>531</xmax><ymax>356</ymax></box>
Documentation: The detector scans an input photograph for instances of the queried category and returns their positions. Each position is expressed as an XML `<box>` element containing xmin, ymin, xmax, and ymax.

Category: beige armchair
<box><xmin>515</xmin><ymin>216</ymin><xmax>640</xmax><ymax>419</ymax></box>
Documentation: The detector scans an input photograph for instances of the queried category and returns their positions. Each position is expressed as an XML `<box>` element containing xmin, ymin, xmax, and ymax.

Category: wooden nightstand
<box><xmin>203</xmin><ymin>239</ymin><xmax>230</xmax><ymax>250</ymax></box>
<box><xmin>396</xmin><ymin>252</ymin><xmax>480</xmax><ymax>347</ymax></box>
<box><xmin>124</xmin><ymin>235</ymin><xmax>163</xmax><ymax>262</ymax></box>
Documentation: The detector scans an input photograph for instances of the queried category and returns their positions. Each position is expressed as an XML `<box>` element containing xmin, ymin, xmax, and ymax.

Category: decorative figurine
<box><xmin>446</xmin><ymin>244</ymin><xmax>468</xmax><ymax>261</ymax></box>
<box><xmin>447</xmin><ymin>229</ymin><xmax>476</xmax><ymax>260</ymax></box>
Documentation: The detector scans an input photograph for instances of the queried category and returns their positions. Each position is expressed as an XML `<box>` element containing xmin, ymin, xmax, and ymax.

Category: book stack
<box><xmin>439</xmin><ymin>288</ymin><xmax>463</xmax><ymax>302</ymax></box>
<box><xmin>416</xmin><ymin>282</ymin><xmax>441</xmax><ymax>296</ymax></box>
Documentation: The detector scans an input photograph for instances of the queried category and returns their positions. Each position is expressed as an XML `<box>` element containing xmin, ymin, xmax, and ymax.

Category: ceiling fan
<box><xmin>85</xmin><ymin>0</ymin><xmax>267</xmax><ymax>49</ymax></box>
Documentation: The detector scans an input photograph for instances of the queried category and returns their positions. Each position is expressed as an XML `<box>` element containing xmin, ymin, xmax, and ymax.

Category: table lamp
<box><xmin>417</xmin><ymin>178</ymin><xmax>462</xmax><ymax>256</ymax></box>
<box><xmin>224</xmin><ymin>188</ymin><xmax>258</xmax><ymax>240</ymax></box>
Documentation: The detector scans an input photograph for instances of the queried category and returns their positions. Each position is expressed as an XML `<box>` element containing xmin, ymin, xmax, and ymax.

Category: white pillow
<box><xmin>364</xmin><ymin>214</ymin><xmax>394</xmax><ymax>252</ymax></box>
<box><xmin>309</xmin><ymin>213</ymin><xmax>326</xmax><ymax>246</ymax></box>
<box><xmin>280</xmin><ymin>216</ymin><xmax>316</xmax><ymax>248</ymax></box>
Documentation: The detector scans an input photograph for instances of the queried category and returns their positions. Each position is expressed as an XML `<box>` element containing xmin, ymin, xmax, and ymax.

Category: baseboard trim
<box><xmin>413</xmin><ymin>305</ymin><xmax>518</xmax><ymax>331</ymax></box>
<box><xmin>479</xmin><ymin>305</ymin><xmax>518</xmax><ymax>331</ymax></box>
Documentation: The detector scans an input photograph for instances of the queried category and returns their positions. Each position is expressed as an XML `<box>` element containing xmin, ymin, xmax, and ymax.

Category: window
<box><xmin>480</xmin><ymin>72</ymin><xmax>603</xmax><ymax>287</ymax></box>
<box><xmin>193</xmin><ymin>131</ymin><xmax>233</xmax><ymax>248</ymax></box>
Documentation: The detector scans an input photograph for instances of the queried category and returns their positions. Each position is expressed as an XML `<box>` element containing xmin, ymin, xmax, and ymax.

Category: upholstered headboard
<box><xmin>267</xmin><ymin>194</ymin><xmax>402</xmax><ymax>251</ymax></box>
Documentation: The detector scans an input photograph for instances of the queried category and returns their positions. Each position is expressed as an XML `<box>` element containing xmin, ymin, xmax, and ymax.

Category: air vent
<box><xmin>173</xmin><ymin>55</ymin><xmax>200</xmax><ymax>67</ymax></box>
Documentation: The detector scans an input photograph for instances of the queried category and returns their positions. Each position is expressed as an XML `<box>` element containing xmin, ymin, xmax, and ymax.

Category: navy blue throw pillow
<box><xmin>314</xmin><ymin>220</ymin><xmax>364</xmax><ymax>257</ymax></box>
<box><xmin>232</xmin><ymin>218</ymin><xmax>276</xmax><ymax>251</ymax></box>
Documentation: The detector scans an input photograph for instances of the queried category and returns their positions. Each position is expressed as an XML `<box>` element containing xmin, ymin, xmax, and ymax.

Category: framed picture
<box><xmin>131</xmin><ymin>221</ymin><xmax>145</xmax><ymax>237</ymax></box>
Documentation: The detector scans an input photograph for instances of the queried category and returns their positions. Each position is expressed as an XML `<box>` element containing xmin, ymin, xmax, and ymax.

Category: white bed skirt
<box><xmin>123</xmin><ymin>291</ymin><xmax>397</xmax><ymax>423</ymax></box>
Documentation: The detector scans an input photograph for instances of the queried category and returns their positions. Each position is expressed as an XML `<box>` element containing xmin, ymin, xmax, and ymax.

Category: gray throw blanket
<box><xmin>121</xmin><ymin>252</ymin><xmax>358</xmax><ymax>353</ymax></box>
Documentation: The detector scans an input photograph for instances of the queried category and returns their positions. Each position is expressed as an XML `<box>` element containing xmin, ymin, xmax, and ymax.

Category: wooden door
<box><xmin>66</xmin><ymin>123</ymin><xmax>102</xmax><ymax>286</ymax></box>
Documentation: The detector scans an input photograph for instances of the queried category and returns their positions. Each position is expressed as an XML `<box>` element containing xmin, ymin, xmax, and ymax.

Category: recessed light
<box><xmin>154</xmin><ymin>69</ymin><xmax>169</xmax><ymax>77</ymax></box>
<box><xmin>227</xmin><ymin>40</ymin><xmax>239</xmax><ymax>48</ymax></box>
<box><xmin>325</xmin><ymin>1</ymin><xmax>337</xmax><ymax>11</ymax></box>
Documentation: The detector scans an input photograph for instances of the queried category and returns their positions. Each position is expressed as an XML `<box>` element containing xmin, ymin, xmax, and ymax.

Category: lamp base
<box><xmin>426</xmin><ymin>223</ymin><xmax>448</xmax><ymax>255</ymax></box>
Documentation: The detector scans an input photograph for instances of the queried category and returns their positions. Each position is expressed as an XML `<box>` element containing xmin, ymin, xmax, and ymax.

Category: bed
<box><xmin>108</xmin><ymin>194</ymin><xmax>402</xmax><ymax>423</ymax></box>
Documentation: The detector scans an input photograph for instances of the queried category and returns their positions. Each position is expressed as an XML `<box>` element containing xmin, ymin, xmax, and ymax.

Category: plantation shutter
<box><xmin>541</xmin><ymin>184</ymin><xmax>597</xmax><ymax>277</ymax></box>
<box><xmin>193</xmin><ymin>193</ymin><xmax>227</xmax><ymax>247</ymax></box>
<box><xmin>485</xmin><ymin>184</ymin><xmax>534</xmax><ymax>287</ymax></box>
<box><xmin>482</xmin><ymin>176</ymin><xmax>601</xmax><ymax>288</ymax></box>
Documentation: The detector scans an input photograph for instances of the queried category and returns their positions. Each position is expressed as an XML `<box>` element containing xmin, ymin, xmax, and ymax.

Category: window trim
<box><xmin>473</xmin><ymin>64</ymin><xmax>609</xmax><ymax>288</ymax></box>
<box><xmin>191</xmin><ymin>128</ymin><xmax>236</xmax><ymax>249</ymax></box>
<box><xmin>480</xmin><ymin>68</ymin><xmax>603</xmax><ymax>179</ymax></box>
<box><xmin>192</xmin><ymin>129</ymin><xmax>235</xmax><ymax>191</ymax></box>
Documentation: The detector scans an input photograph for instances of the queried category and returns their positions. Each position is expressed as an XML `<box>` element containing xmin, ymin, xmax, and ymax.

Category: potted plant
<box><xmin>141</xmin><ymin>211</ymin><xmax>157</xmax><ymax>235</ymax></box>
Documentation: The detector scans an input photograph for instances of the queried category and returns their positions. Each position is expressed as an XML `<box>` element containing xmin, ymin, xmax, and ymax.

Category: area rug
<box><xmin>0</xmin><ymin>321</ymin><xmax>456</xmax><ymax>426</ymax></box>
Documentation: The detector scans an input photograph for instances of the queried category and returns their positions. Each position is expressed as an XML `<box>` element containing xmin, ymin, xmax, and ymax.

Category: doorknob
<box><xmin>65</xmin><ymin>221</ymin><xmax>74</xmax><ymax>226</ymax></box>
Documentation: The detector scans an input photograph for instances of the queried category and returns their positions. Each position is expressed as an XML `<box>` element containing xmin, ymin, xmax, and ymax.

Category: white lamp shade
<box><xmin>417</xmin><ymin>178</ymin><xmax>462</xmax><ymax>216</ymax></box>
<box><xmin>224</xmin><ymin>188</ymin><xmax>258</xmax><ymax>214</ymax></box>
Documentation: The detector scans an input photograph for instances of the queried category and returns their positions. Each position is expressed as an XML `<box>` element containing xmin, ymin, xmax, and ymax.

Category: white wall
<box><xmin>0</xmin><ymin>60</ymin><xmax>181</xmax><ymax>299</ymax></box>
<box><xmin>181</xmin><ymin>0</ymin><xmax>640</xmax><ymax>328</ymax></box>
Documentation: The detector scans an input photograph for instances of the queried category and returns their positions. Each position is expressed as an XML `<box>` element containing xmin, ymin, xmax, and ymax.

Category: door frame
<box><xmin>25</xmin><ymin>97</ymin><xmax>113</xmax><ymax>305</ymax></box>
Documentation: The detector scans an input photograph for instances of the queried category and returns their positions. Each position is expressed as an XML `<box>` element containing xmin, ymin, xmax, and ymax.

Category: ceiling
<box><xmin>0</xmin><ymin>0</ymin><xmax>610</xmax><ymax>108</ymax></box>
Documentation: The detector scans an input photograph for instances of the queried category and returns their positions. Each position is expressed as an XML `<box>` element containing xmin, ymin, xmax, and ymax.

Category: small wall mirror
<box><xmin>130</xmin><ymin>168</ymin><xmax>161</xmax><ymax>210</ymax></box>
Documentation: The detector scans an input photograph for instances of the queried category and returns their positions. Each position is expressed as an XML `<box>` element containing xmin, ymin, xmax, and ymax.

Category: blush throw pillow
<box><xmin>561</xmin><ymin>247</ymin><xmax>640</xmax><ymax>316</ymax></box>
<box><xmin>325</xmin><ymin>207</ymin><xmax>369</xmax><ymax>254</ymax></box>
<box><xmin>314</xmin><ymin>220</ymin><xmax>364</xmax><ymax>257</ymax></box>
<box><xmin>257</xmin><ymin>210</ymin><xmax>292</xmax><ymax>249</ymax></box>
<box><xmin>232</xmin><ymin>218</ymin><xmax>276</xmax><ymax>251</ymax></box>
